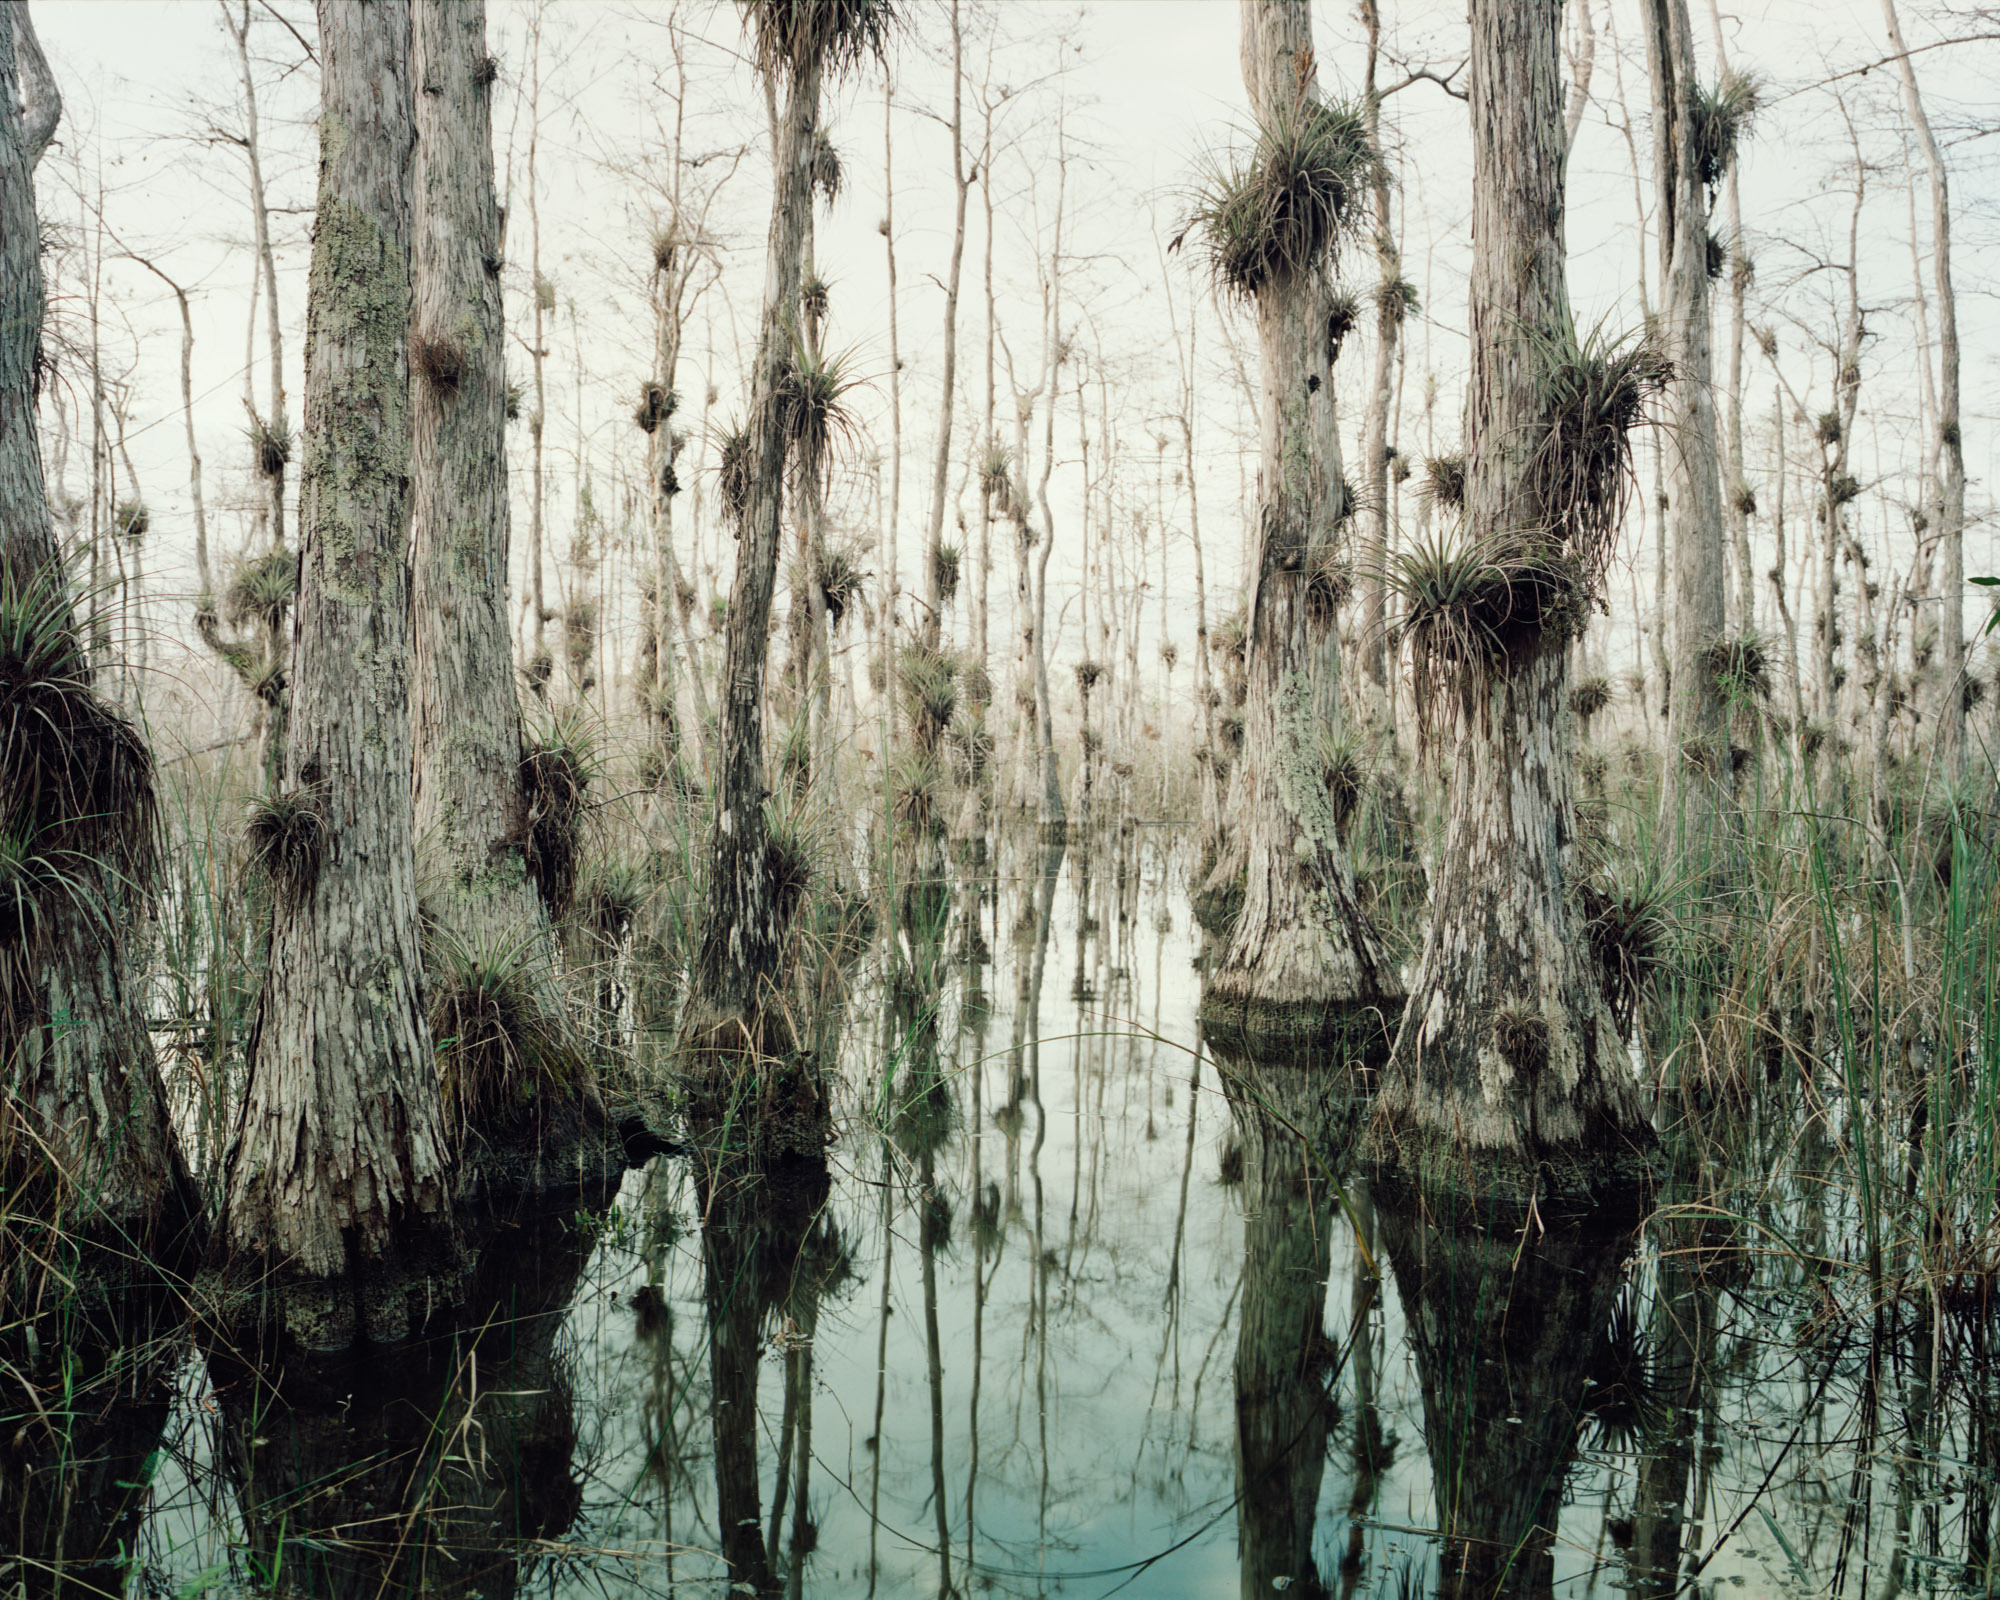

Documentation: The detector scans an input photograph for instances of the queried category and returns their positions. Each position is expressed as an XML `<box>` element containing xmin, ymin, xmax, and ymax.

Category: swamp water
<box><xmin>7</xmin><ymin>830</ymin><xmax>1999</xmax><ymax>1597</ymax></box>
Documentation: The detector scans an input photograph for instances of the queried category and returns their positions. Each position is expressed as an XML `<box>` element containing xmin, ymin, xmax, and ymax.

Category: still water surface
<box><xmin>18</xmin><ymin>830</ymin><xmax>1997</xmax><ymax>1597</ymax></box>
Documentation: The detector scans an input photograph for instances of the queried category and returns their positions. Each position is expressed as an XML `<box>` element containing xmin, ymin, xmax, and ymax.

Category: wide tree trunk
<box><xmin>1198</xmin><ymin>0</ymin><xmax>1398</xmax><ymax>1049</ymax></box>
<box><xmin>1647</xmin><ymin>0</ymin><xmax>1731</xmax><ymax>843</ymax></box>
<box><xmin>0</xmin><ymin>2</ymin><xmax>191</xmax><ymax>1291</ymax></box>
<box><xmin>410</xmin><ymin>0</ymin><xmax>599</xmax><ymax>1193</ymax></box>
<box><xmin>688</xmin><ymin>42</ymin><xmax>822</xmax><ymax>1044</ymax></box>
<box><xmin>220</xmin><ymin>0</ymin><xmax>457</xmax><ymax>1345</ymax></box>
<box><xmin>1366</xmin><ymin>0</ymin><xmax>1656</xmax><ymax>1205</ymax></box>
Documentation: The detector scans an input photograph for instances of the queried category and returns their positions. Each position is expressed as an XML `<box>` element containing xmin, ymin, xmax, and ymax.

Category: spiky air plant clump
<box><xmin>1420</xmin><ymin>452</ymin><xmax>1466</xmax><ymax>512</ymax></box>
<box><xmin>519</xmin><ymin>712</ymin><xmax>597</xmax><ymax>917</ymax></box>
<box><xmin>762</xmin><ymin>784</ymin><xmax>827</xmax><ymax>935</ymax></box>
<box><xmin>1816</xmin><ymin>410</ymin><xmax>1843</xmax><ymax>446</ymax></box>
<box><xmin>1388</xmin><ymin>531</ymin><xmax>1589</xmax><ymax>750</ymax></box>
<box><xmin>946</xmin><ymin>717</ymin><xmax>996</xmax><ymax>785</ymax></box>
<box><xmin>428</xmin><ymin>927</ymin><xmax>583</xmax><ymax>1140</ymax></box>
<box><xmin>1211</xmin><ymin>611</ymin><xmax>1247</xmax><ymax>664</ymax></box>
<box><xmin>563</xmin><ymin>598</ymin><xmax>599</xmax><ymax>676</ymax></box>
<box><xmin>1692</xmin><ymin>69</ymin><xmax>1762</xmax><ymax>189</ymax></box>
<box><xmin>1829</xmin><ymin>472</ymin><xmax>1862</xmax><ymax>507</ymax></box>
<box><xmin>932</xmin><ymin>541</ymin><xmax>961</xmax><ymax>605</ymax></box>
<box><xmin>1578</xmin><ymin>866</ymin><xmax>1677</xmax><ymax>1034</ymax></box>
<box><xmin>1181</xmin><ymin>94</ymin><xmax>1379</xmax><ymax>297</ymax></box>
<box><xmin>578</xmin><ymin>857</ymin><xmax>649</xmax><ymax>948</ymax></box>
<box><xmin>1705</xmin><ymin>232</ymin><xmax>1728</xmax><ymax>282</ymax></box>
<box><xmin>1732</xmin><ymin>480</ymin><xmax>1757</xmax><ymax>517</ymax></box>
<box><xmin>1325</xmin><ymin>290</ymin><xmax>1359</xmax><ymax>361</ymax></box>
<box><xmin>250</xmin><ymin>416</ymin><xmax>291</xmax><ymax>479</ymax></box>
<box><xmin>634</xmin><ymin>381</ymin><xmax>677</xmax><ymax>433</ymax></box>
<box><xmin>899</xmin><ymin>641</ymin><xmax>958</xmax><ymax>755</ymax></box>
<box><xmin>224</xmin><ymin>548</ymin><xmax>299</xmax><ymax>634</ymax></box>
<box><xmin>959</xmin><ymin>661</ymin><xmax>992</xmax><ymax>709</ymax></box>
<box><xmin>1317</xmin><ymin>729</ymin><xmax>1368</xmax><ymax>831</ymax></box>
<box><xmin>650</xmin><ymin>224</ymin><xmax>681</xmax><ymax>276</ymax></box>
<box><xmin>745</xmin><ymin>0</ymin><xmax>899</xmax><ymax>87</ymax></box>
<box><xmin>243</xmin><ymin>783</ymin><xmax>327</xmax><ymax>903</ymax></box>
<box><xmin>1570</xmin><ymin>674</ymin><xmax>1614</xmax><ymax>722</ymax></box>
<box><xmin>1304</xmin><ymin>544</ymin><xmax>1353</xmax><ymax>627</ymax></box>
<box><xmin>1073</xmin><ymin>659</ymin><xmax>1107</xmax><ymax>697</ymax></box>
<box><xmin>1490</xmin><ymin>1005</ymin><xmax>1551</xmax><ymax>1077</ymax></box>
<box><xmin>1700</xmin><ymin>632</ymin><xmax>1770</xmax><ymax>701</ymax></box>
<box><xmin>813</xmin><ymin>542</ymin><xmax>867</xmax><ymax>630</ymax></box>
<box><xmin>1375</xmin><ymin>276</ymin><xmax>1419</xmax><ymax>326</ymax></box>
<box><xmin>890</xmin><ymin>747</ymin><xmax>944</xmax><ymax>835</ymax></box>
<box><xmin>412</xmin><ymin>330</ymin><xmax>465</xmax><ymax>397</ymax></box>
<box><xmin>115</xmin><ymin>500</ymin><xmax>149</xmax><ymax>543</ymax></box>
<box><xmin>1523</xmin><ymin>317</ymin><xmax>1670</xmax><ymax>579</ymax></box>
<box><xmin>0</xmin><ymin>562</ymin><xmax>157</xmax><ymax>894</ymax></box>
<box><xmin>810</xmin><ymin>130</ymin><xmax>843</xmax><ymax>202</ymax></box>
<box><xmin>716</xmin><ymin>418</ymin><xmax>754</xmax><ymax>529</ymax></box>
<box><xmin>505</xmin><ymin>382</ymin><xmax>523</xmax><ymax>423</ymax></box>
<box><xmin>1159</xmin><ymin>640</ymin><xmax>1179</xmax><ymax>670</ymax></box>
<box><xmin>777</xmin><ymin>339</ymin><xmax>864</xmax><ymax>491</ymax></box>
<box><xmin>800</xmin><ymin>271</ymin><xmax>830</xmax><ymax>324</ymax></box>
<box><xmin>534</xmin><ymin>273</ymin><xmax>557</xmax><ymax>312</ymax></box>
<box><xmin>978</xmin><ymin>444</ymin><xmax>1015</xmax><ymax>516</ymax></box>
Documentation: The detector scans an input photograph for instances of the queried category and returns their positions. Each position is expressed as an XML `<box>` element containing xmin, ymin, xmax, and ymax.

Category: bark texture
<box><xmin>1881</xmin><ymin>0</ymin><xmax>1966</xmax><ymax>768</ymax></box>
<box><xmin>410</xmin><ymin>0</ymin><xmax>596</xmax><ymax>1187</ymax></box>
<box><xmin>1197</xmin><ymin>0</ymin><xmax>1398</xmax><ymax>1048</ymax></box>
<box><xmin>1</xmin><ymin>2</ymin><xmax>190</xmax><ymax>1284</ymax></box>
<box><xmin>221</xmin><ymin>0</ymin><xmax>456</xmax><ymax>1341</ymax></box>
<box><xmin>1367</xmin><ymin>0</ymin><xmax>1656</xmax><ymax>1204</ymax></box>
<box><xmin>689</xmin><ymin>33</ymin><xmax>822</xmax><ymax>1039</ymax></box>
<box><xmin>1646</xmin><ymin>0</ymin><xmax>1731</xmax><ymax>836</ymax></box>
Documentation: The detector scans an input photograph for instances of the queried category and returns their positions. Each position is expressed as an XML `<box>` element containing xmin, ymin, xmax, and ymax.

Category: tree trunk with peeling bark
<box><xmin>410</xmin><ymin>0</ymin><xmax>599</xmax><ymax>1191</ymax></box>
<box><xmin>1196</xmin><ymin>0</ymin><xmax>1397</xmax><ymax>1049</ymax></box>
<box><xmin>1366</xmin><ymin>0</ymin><xmax>1655</xmax><ymax>1205</ymax></box>
<box><xmin>0</xmin><ymin>1</ymin><xmax>192</xmax><ymax>1294</ymax></box>
<box><xmin>220</xmin><ymin>0</ymin><xmax>458</xmax><ymax>1346</ymax></box>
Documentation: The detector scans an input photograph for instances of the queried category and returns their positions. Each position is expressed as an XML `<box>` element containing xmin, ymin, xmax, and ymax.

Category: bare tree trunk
<box><xmin>1704</xmin><ymin>0</ymin><xmax>1754</xmax><ymax>638</ymax></box>
<box><xmin>523</xmin><ymin>6</ymin><xmax>551</xmax><ymax>687</ymax></box>
<box><xmin>690</xmin><ymin>15</ymin><xmax>861</xmax><ymax>1046</ymax></box>
<box><xmin>1197</xmin><ymin>0</ymin><xmax>1397</xmax><ymax>1047</ymax></box>
<box><xmin>1881</xmin><ymin>0</ymin><xmax>1965</xmax><ymax>770</ymax></box>
<box><xmin>1367</xmin><ymin>0</ymin><xmax>1656</xmax><ymax>1201</ymax></box>
<box><xmin>220</xmin><ymin>0</ymin><xmax>290</xmax><ymax>555</ymax></box>
<box><xmin>410</xmin><ymin>0</ymin><xmax>596</xmax><ymax>1186</ymax></box>
<box><xmin>920</xmin><ymin>0</ymin><xmax>969</xmax><ymax>656</ymax></box>
<box><xmin>0</xmin><ymin>1</ymin><xmax>191</xmax><ymax>1291</ymax></box>
<box><xmin>221</xmin><ymin>0</ymin><xmax>456</xmax><ymax>1343</ymax></box>
<box><xmin>1646</xmin><ymin>0</ymin><xmax>1731</xmax><ymax>845</ymax></box>
<box><xmin>1356</xmin><ymin>0</ymin><xmax>1399</xmax><ymax>704</ymax></box>
<box><xmin>1031</xmin><ymin>109</ymin><xmax>1069</xmax><ymax>840</ymax></box>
